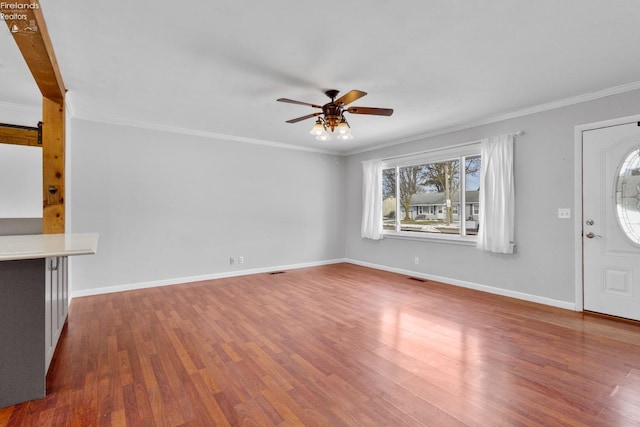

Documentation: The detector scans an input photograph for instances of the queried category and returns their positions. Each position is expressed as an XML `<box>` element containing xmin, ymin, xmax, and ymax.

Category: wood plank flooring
<box><xmin>2</xmin><ymin>263</ymin><xmax>640</xmax><ymax>426</ymax></box>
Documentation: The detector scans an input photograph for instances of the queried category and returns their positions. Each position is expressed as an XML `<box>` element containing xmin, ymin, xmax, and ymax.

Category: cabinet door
<box><xmin>51</xmin><ymin>257</ymin><xmax>59</xmax><ymax>341</ymax></box>
<box><xmin>56</xmin><ymin>257</ymin><xmax>62</xmax><ymax>331</ymax></box>
<box><xmin>63</xmin><ymin>257</ymin><xmax>68</xmax><ymax>320</ymax></box>
<box><xmin>45</xmin><ymin>256</ymin><xmax>69</xmax><ymax>373</ymax></box>
<box><xmin>45</xmin><ymin>257</ymin><xmax>54</xmax><ymax>371</ymax></box>
<box><xmin>57</xmin><ymin>257</ymin><xmax>68</xmax><ymax>328</ymax></box>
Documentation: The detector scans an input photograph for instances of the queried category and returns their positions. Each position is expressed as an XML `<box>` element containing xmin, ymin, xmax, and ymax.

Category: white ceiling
<box><xmin>2</xmin><ymin>0</ymin><xmax>640</xmax><ymax>154</ymax></box>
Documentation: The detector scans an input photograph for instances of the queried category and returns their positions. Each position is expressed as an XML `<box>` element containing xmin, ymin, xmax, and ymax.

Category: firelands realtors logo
<box><xmin>0</xmin><ymin>2</ymin><xmax>39</xmax><ymax>21</ymax></box>
<box><xmin>1</xmin><ymin>2</ymin><xmax>39</xmax><ymax>33</ymax></box>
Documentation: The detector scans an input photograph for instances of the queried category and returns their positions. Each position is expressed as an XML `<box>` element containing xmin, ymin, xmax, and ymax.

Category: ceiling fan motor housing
<box><xmin>322</xmin><ymin>103</ymin><xmax>342</xmax><ymax>131</ymax></box>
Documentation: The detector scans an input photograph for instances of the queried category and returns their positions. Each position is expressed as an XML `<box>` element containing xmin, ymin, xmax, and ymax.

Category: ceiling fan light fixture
<box><xmin>310</xmin><ymin>118</ymin><xmax>325</xmax><ymax>136</ymax></box>
<box><xmin>337</xmin><ymin>131</ymin><xmax>353</xmax><ymax>141</ymax></box>
<box><xmin>316</xmin><ymin>128</ymin><xmax>331</xmax><ymax>141</ymax></box>
<box><xmin>336</xmin><ymin>117</ymin><xmax>350</xmax><ymax>134</ymax></box>
<box><xmin>315</xmin><ymin>131</ymin><xmax>332</xmax><ymax>141</ymax></box>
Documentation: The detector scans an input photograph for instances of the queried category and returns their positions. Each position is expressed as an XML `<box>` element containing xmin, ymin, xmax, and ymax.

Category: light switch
<box><xmin>558</xmin><ymin>208</ymin><xmax>571</xmax><ymax>219</ymax></box>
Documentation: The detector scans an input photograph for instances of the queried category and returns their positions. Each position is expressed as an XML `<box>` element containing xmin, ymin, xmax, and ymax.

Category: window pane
<box><xmin>382</xmin><ymin>168</ymin><xmax>396</xmax><ymax>231</ymax></box>
<box><xmin>378</xmin><ymin>143</ymin><xmax>481</xmax><ymax>241</ymax></box>
<box><xmin>464</xmin><ymin>155</ymin><xmax>481</xmax><ymax>235</ymax></box>
<box><xmin>399</xmin><ymin>160</ymin><xmax>461</xmax><ymax>234</ymax></box>
<box><xmin>615</xmin><ymin>148</ymin><xmax>640</xmax><ymax>245</ymax></box>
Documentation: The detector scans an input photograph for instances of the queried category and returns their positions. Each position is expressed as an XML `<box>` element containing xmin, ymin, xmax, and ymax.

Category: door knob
<box><xmin>585</xmin><ymin>232</ymin><xmax>601</xmax><ymax>238</ymax></box>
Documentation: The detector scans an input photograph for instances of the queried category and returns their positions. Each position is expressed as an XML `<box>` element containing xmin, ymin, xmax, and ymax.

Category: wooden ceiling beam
<box><xmin>0</xmin><ymin>123</ymin><xmax>41</xmax><ymax>147</ymax></box>
<box><xmin>1</xmin><ymin>0</ymin><xmax>66</xmax><ymax>102</ymax></box>
<box><xmin>2</xmin><ymin>1</ymin><xmax>66</xmax><ymax>233</ymax></box>
<box><xmin>41</xmin><ymin>97</ymin><xmax>65</xmax><ymax>233</ymax></box>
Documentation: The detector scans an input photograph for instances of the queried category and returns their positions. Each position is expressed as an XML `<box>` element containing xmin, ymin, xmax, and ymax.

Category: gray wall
<box><xmin>64</xmin><ymin>89</ymin><xmax>640</xmax><ymax>305</ymax></box>
<box><xmin>0</xmin><ymin>104</ymin><xmax>42</xmax><ymax>228</ymax></box>
<box><xmin>0</xmin><ymin>144</ymin><xmax>42</xmax><ymax>219</ymax></box>
<box><xmin>345</xmin><ymin>89</ymin><xmax>640</xmax><ymax>307</ymax></box>
<box><xmin>0</xmin><ymin>219</ymin><xmax>42</xmax><ymax>236</ymax></box>
<box><xmin>68</xmin><ymin>119</ymin><xmax>346</xmax><ymax>292</ymax></box>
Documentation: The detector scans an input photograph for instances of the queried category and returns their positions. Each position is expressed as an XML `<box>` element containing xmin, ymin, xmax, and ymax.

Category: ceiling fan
<box><xmin>277</xmin><ymin>89</ymin><xmax>393</xmax><ymax>141</ymax></box>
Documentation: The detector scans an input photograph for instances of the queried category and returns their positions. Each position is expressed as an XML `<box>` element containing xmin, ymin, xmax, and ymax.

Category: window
<box><xmin>615</xmin><ymin>147</ymin><xmax>640</xmax><ymax>245</ymax></box>
<box><xmin>381</xmin><ymin>143</ymin><xmax>481</xmax><ymax>241</ymax></box>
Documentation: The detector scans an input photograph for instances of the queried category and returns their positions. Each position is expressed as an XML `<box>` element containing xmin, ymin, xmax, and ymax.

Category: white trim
<box><xmin>70</xmin><ymin>114</ymin><xmax>341</xmax><ymax>156</ymax></box>
<box><xmin>574</xmin><ymin>125</ymin><xmax>584</xmax><ymax>312</ymax></box>
<box><xmin>382</xmin><ymin>232</ymin><xmax>476</xmax><ymax>246</ymax></box>
<box><xmin>380</xmin><ymin>140</ymin><xmax>482</xmax><ymax>168</ymax></box>
<box><xmin>573</xmin><ymin>113</ymin><xmax>640</xmax><ymax>313</ymax></box>
<box><xmin>69</xmin><ymin>258</ymin><xmax>347</xmax><ymax>299</ymax></box>
<box><xmin>376</xmin><ymin>139</ymin><xmax>484</xmax><ymax>164</ymax></box>
<box><xmin>70</xmin><ymin>257</ymin><xmax>577</xmax><ymax>311</ymax></box>
<box><xmin>346</xmin><ymin>258</ymin><xmax>577</xmax><ymax>311</ymax></box>
<box><xmin>0</xmin><ymin>101</ymin><xmax>40</xmax><ymax>114</ymax></box>
<box><xmin>347</xmin><ymin>81</ymin><xmax>640</xmax><ymax>156</ymax></box>
<box><xmin>65</xmin><ymin>91</ymin><xmax>76</xmax><ymax>118</ymax></box>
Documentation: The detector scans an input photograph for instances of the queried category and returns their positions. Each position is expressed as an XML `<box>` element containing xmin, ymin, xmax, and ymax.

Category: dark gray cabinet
<box><xmin>0</xmin><ymin>256</ymin><xmax>69</xmax><ymax>408</ymax></box>
<box><xmin>0</xmin><ymin>232</ymin><xmax>98</xmax><ymax>408</ymax></box>
<box><xmin>45</xmin><ymin>256</ymin><xmax>68</xmax><ymax>372</ymax></box>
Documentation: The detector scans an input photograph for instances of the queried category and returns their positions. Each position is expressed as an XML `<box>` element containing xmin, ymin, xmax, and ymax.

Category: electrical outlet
<box><xmin>239</xmin><ymin>256</ymin><xmax>244</xmax><ymax>264</ymax></box>
<box><xmin>229</xmin><ymin>257</ymin><xmax>235</xmax><ymax>265</ymax></box>
<box><xmin>558</xmin><ymin>208</ymin><xmax>571</xmax><ymax>219</ymax></box>
<box><xmin>414</xmin><ymin>257</ymin><xmax>420</xmax><ymax>265</ymax></box>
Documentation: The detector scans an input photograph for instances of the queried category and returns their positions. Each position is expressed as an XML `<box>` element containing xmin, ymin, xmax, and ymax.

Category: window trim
<box><xmin>381</xmin><ymin>141</ymin><xmax>482</xmax><ymax>243</ymax></box>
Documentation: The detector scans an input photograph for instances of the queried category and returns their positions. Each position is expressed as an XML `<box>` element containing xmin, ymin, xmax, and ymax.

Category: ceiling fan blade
<box><xmin>347</xmin><ymin>106</ymin><xmax>394</xmax><ymax>116</ymax></box>
<box><xmin>277</xmin><ymin>98</ymin><xmax>322</xmax><ymax>109</ymax></box>
<box><xmin>286</xmin><ymin>112</ymin><xmax>321</xmax><ymax>123</ymax></box>
<box><xmin>334</xmin><ymin>90</ymin><xmax>367</xmax><ymax>106</ymax></box>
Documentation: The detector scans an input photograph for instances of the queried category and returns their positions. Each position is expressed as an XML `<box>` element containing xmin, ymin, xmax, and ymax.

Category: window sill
<box><xmin>382</xmin><ymin>231</ymin><xmax>477</xmax><ymax>246</ymax></box>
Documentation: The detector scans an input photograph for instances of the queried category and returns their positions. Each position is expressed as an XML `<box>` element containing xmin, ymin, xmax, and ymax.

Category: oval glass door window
<box><xmin>615</xmin><ymin>148</ymin><xmax>640</xmax><ymax>245</ymax></box>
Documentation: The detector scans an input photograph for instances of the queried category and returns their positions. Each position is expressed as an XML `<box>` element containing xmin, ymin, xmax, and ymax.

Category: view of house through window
<box><xmin>382</xmin><ymin>151</ymin><xmax>481</xmax><ymax>239</ymax></box>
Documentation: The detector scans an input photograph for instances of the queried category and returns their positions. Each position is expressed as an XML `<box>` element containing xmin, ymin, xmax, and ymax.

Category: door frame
<box><xmin>574</xmin><ymin>113</ymin><xmax>640</xmax><ymax>312</ymax></box>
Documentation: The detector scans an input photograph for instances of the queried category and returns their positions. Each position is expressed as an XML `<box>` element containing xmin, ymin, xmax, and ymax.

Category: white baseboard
<box><xmin>345</xmin><ymin>258</ymin><xmax>577</xmax><ymax>311</ymax></box>
<box><xmin>70</xmin><ymin>258</ymin><xmax>348</xmax><ymax>300</ymax></box>
<box><xmin>71</xmin><ymin>257</ymin><xmax>576</xmax><ymax>312</ymax></box>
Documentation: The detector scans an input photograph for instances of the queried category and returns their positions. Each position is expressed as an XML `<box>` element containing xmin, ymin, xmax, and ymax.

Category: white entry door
<box><xmin>583</xmin><ymin>122</ymin><xmax>640</xmax><ymax>321</ymax></box>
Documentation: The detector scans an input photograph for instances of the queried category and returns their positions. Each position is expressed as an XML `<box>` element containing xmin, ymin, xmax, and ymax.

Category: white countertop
<box><xmin>0</xmin><ymin>233</ymin><xmax>99</xmax><ymax>261</ymax></box>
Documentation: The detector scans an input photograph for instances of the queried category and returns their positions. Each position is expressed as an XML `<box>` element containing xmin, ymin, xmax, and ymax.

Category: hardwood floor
<box><xmin>2</xmin><ymin>263</ymin><xmax>640</xmax><ymax>426</ymax></box>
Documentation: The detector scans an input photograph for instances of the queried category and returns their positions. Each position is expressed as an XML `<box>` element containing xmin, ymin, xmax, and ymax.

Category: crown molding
<box><xmin>9</xmin><ymin>80</ymin><xmax>640</xmax><ymax>158</ymax></box>
<box><xmin>345</xmin><ymin>80</ymin><xmax>640</xmax><ymax>156</ymax></box>
<box><xmin>0</xmin><ymin>101</ymin><xmax>41</xmax><ymax>128</ymax></box>
<box><xmin>70</xmin><ymin>113</ymin><xmax>342</xmax><ymax>156</ymax></box>
<box><xmin>0</xmin><ymin>101</ymin><xmax>40</xmax><ymax>114</ymax></box>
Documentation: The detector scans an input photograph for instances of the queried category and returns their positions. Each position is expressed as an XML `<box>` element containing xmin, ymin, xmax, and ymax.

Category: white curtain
<box><xmin>361</xmin><ymin>159</ymin><xmax>384</xmax><ymax>240</ymax></box>
<box><xmin>476</xmin><ymin>134</ymin><xmax>515</xmax><ymax>253</ymax></box>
